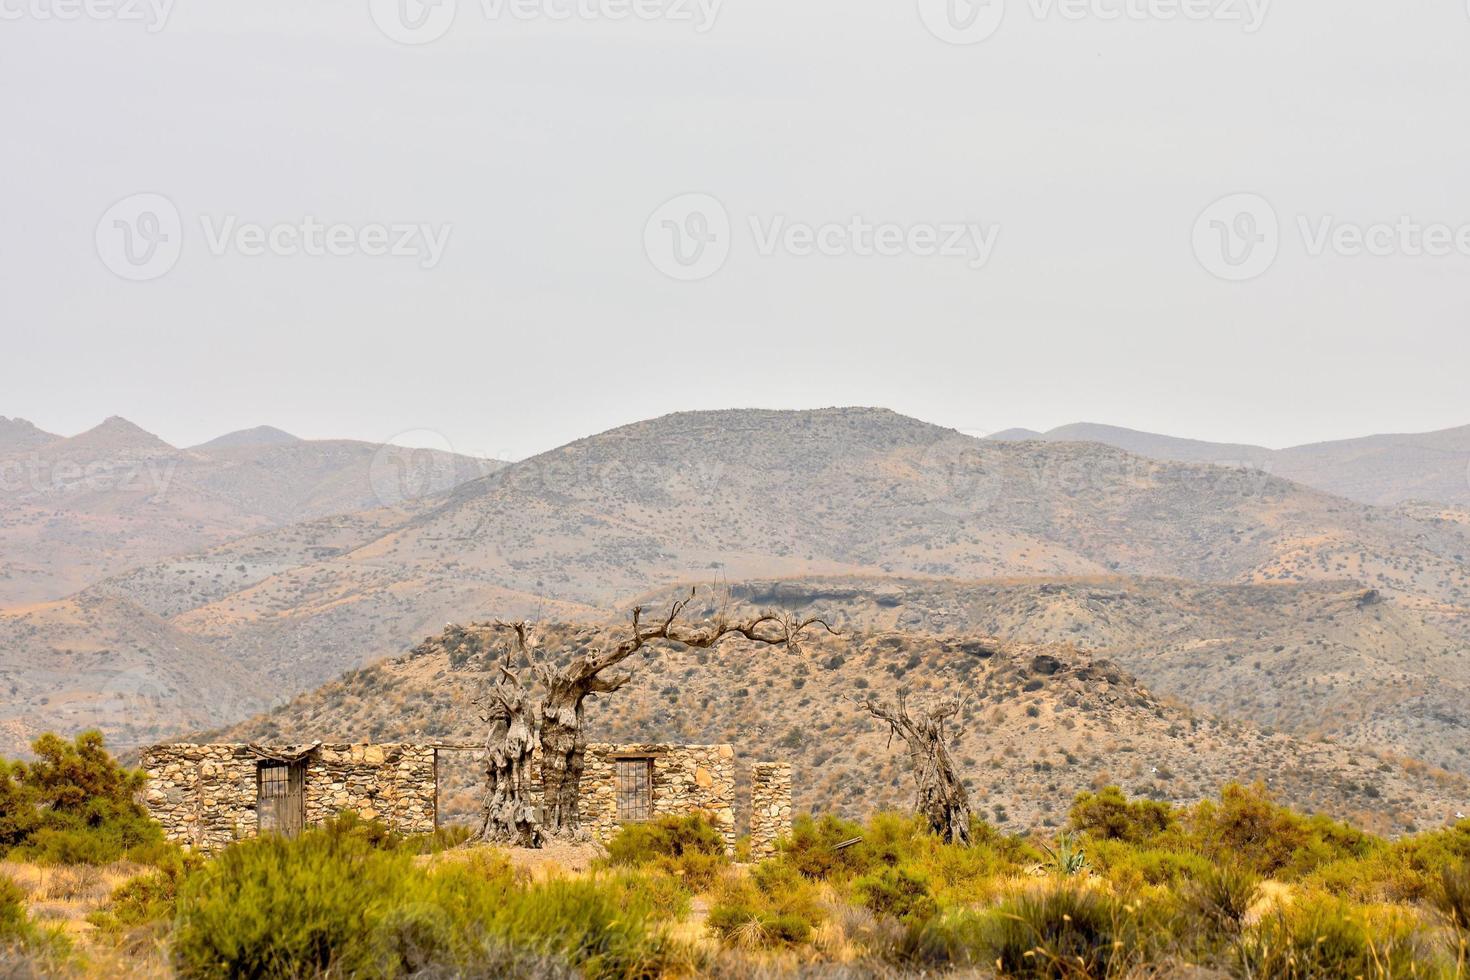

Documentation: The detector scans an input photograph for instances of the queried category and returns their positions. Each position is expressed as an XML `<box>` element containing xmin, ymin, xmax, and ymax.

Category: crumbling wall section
<box><xmin>139</xmin><ymin>744</ymin><xmax>260</xmax><ymax>853</ymax></box>
<box><xmin>303</xmin><ymin>743</ymin><xmax>436</xmax><ymax>835</ymax></box>
<box><xmin>579</xmin><ymin>743</ymin><xmax>737</xmax><ymax>853</ymax></box>
<box><xmin>140</xmin><ymin>742</ymin><xmax>436</xmax><ymax>852</ymax></box>
<box><xmin>749</xmin><ymin>761</ymin><xmax>793</xmax><ymax>861</ymax></box>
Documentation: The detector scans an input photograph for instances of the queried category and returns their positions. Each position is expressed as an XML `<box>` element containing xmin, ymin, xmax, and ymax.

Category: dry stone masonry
<box><xmin>142</xmin><ymin>739</ymin><xmax>783</xmax><ymax>855</ymax></box>
<box><xmin>141</xmin><ymin>743</ymin><xmax>436</xmax><ymax>852</ymax></box>
<box><xmin>577</xmin><ymin>743</ymin><xmax>737</xmax><ymax>853</ymax></box>
<box><xmin>749</xmin><ymin>761</ymin><xmax>793</xmax><ymax>860</ymax></box>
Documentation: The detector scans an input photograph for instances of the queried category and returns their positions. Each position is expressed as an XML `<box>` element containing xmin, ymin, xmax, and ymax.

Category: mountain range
<box><xmin>990</xmin><ymin>421</ymin><xmax>1470</xmax><ymax>507</ymax></box>
<box><xmin>3</xmin><ymin>407</ymin><xmax>1468</xmax><ymax>835</ymax></box>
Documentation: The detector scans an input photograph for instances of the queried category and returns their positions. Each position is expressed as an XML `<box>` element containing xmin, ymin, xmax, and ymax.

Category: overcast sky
<box><xmin>2</xmin><ymin>0</ymin><xmax>1467</xmax><ymax>461</ymax></box>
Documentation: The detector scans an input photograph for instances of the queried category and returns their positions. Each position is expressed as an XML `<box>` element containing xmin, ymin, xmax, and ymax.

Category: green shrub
<box><xmin>1089</xmin><ymin>840</ymin><xmax>1211</xmax><ymax>890</ymax></box>
<box><xmin>0</xmin><ymin>731</ymin><xmax>164</xmax><ymax>865</ymax></box>
<box><xmin>708</xmin><ymin>862</ymin><xmax>826</xmax><ymax>950</ymax></box>
<box><xmin>1186</xmin><ymin>783</ymin><xmax>1371</xmax><ymax>879</ymax></box>
<box><xmin>1434</xmin><ymin>859</ymin><xmax>1470</xmax><ymax>934</ymax></box>
<box><xmin>0</xmin><ymin>875</ymin><xmax>70</xmax><ymax>964</ymax></box>
<box><xmin>0</xmin><ymin>877</ymin><xmax>35</xmax><ymax>946</ymax></box>
<box><xmin>1237</xmin><ymin>896</ymin><xmax>1428</xmax><ymax>979</ymax></box>
<box><xmin>1184</xmin><ymin>861</ymin><xmax>1260</xmax><ymax>936</ymax></box>
<box><xmin>779</xmin><ymin>813</ymin><xmax>873</xmax><ymax>881</ymax></box>
<box><xmin>852</xmin><ymin>866</ymin><xmax>938</xmax><ymax>924</ymax></box>
<box><xmin>1069</xmin><ymin>786</ymin><xmax>1177</xmax><ymax>845</ymax></box>
<box><xmin>599</xmin><ymin>812</ymin><xmax>729</xmax><ymax>890</ymax></box>
<box><xmin>87</xmin><ymin>848</ymin><xmax>203</xmax><ymax>945</ymax></box>
<box><xmin>983</xmin><ymin>885</ymin><xmax>1155</xmax><ymax>978</ymax></box>
<box><xmin>172</xmin><ymin>814</ymin><xmax>681</xmax><ymax>978</ymax></box>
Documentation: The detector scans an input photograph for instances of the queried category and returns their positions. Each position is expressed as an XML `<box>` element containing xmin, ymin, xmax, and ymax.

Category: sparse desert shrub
<box><xmin>983</xmin><ymin>885</ymin><xmax>1156</xmax><ymax>978</ymax></box>
<box><xmin>1236</xmin><ymin>896</ymin><xmax>1429</xmax><ymax>979</ymax></box>
<box><xmin>0</xmin><ymin>731</ymin><xmax>164</xmax><ymax>865</ymax></box>
<box><xmin>1183</xmin><ymin>861</ymin><xmax>1260</xmax><ymax>936</ymax></box>
<box><xmin>599</xmin><ymin>812</ymin><xmax>728</xmax><ymax>890</ymax></box>
<box><xmin>87</xmin><ymin>848</ymin><xmax>203</xmax><ymax>946</ymax></box>
<box><xmin>708</xmin><ymin>862</ymin><xmax>826</xmax><ymax>950</ymax></box>
<box><xmin>852</xmin><ymin>865</ymin><xmax>938</xmax><ymax>924</ymax></box>
<box><xmin>779</xmin><ymin>813</ymin><xmax>873</xmax><ymax>881</ymax></box>
<box><xmin>172</xmin><ymin>814</ymin><xmax>680</xmax><ymax>979</ymax></box>
<box><xmin>1088</xmin><ymin>840</ymin><xmax>1210</xmax><ymax>890</ymax></box>
<box><xmin>1069</xmin><ymin>785</ymin><xmax>1177</xmax><ymax>845</ymax></box>
<box><xmin>1434</xmin><ymin>859</ymin><xmax>1470</xmax><ymax>935</ymax></box>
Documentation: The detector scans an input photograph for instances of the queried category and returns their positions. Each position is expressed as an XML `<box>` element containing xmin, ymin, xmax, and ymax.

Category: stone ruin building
<box><xmin>140</xmin><ymin>740</ymin><xmax>793</xmax><ymax>858</ymax></box>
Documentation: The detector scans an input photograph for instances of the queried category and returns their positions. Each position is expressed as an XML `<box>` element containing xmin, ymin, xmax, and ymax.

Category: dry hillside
<box><xmin>995</xmin><ymin>421</ymin><xmax>1470</xmax><ymax>507</ymax></box>
<box><xmin>8</xmin><ymin>408</ymin><xmax>1469</xmax><ymax>767</ymax></box>
<box><xmin>215</xmin><ymin>625</ymin><xmax>1470</xmax><ymax>838</ymax></box>
<box><xmin>0</xmin><ymin>417</ymin><xmax>502</xmax><ymax>606</ymax></box>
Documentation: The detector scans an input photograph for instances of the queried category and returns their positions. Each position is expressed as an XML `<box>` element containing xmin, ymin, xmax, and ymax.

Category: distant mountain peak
<box><xmin>194</xmin><ymin>425</ymin><xmax>302</xmax><ymax>450</ymax></box>
<box><xmin>0</xmin><ymin>416</ymin><xmax>60</xmax><ymax>452</ymax></box>
<box><xmin>62</xmin><ymin>416</ymin><xmax>174</xmax><ymax>452</ymax></box>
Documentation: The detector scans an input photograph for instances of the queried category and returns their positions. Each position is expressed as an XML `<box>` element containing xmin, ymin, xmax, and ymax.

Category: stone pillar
<box><xmin>749</xmin><ymin>761</ymin><xmax>792</xmax><ymax>862</ymax></box>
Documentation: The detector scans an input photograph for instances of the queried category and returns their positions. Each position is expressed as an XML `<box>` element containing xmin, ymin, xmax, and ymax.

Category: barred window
<box><xmin>615</xmin><ymin>758</ymin><xmax>653</xmax><ymax>823</ymax></box>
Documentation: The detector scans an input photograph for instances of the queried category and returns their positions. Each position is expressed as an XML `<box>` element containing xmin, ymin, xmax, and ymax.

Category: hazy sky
<box><xmin>3</xmin><ymin>0</ymin><xmax>1468</xmax><ymax>461</ymax></box>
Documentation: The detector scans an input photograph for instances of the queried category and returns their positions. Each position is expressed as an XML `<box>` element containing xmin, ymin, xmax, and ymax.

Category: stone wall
<box><xmin>577</xmin><ymin>743</ymin><xmax>737</xmax><ymax>854</ymax></box>
<box><xmin>749</xmin><ymin>761</ymin><xmax>793</xmax><ymax>861</ymax></box>
<box><xmin>140</xmin><ymin>743</ymin><xmax>436</xmax><ymax>852</ymax></box>
<box><xmin>142</xmin><ymin>740</ymin><xmax>784</xmax><ymax>858</ymax></box>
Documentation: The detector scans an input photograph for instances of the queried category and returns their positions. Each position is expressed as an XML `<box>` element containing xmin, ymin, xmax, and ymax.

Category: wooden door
<box><xmin>257</xmin><ymin>761</ymin><xmax>306</xmax><ymax>837</ymax></box>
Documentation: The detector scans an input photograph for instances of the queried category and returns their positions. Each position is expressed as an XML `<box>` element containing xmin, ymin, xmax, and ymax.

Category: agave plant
<box><xmin>1040</xmin><ymin>832</ymin><xmax>1089</xmax><ymax>876</ymax></box>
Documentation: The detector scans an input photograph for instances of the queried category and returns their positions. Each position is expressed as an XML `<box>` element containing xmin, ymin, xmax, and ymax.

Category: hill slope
<box><xmin>0</xmin><ymin>418</ymin><xmax>504</xmax><ymax>606</ymax></box>
<box><xmin>995</xmin><ymin>421</ymin><xmax>1470</xmax><ymax>507</ymax></box>
<box><xmin>215</xmin><ymin>625</ymin><xmax>1470</xmax><ymax>838</ymax></box>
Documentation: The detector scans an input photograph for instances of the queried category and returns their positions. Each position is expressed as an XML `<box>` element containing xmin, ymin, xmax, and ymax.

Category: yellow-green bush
<box><xmin>707</xmin><ymin>861</ymin><xmax>826</xmax><ymax>950</ymax></box>
<box><xmin>599</xmin><ymin>812</ymin><xmax>728</xmax><ymax>891</ymax></box>
<box><xmin>1236</xmin><ymin>895</ymin><xmax>1430</xmax><ymax>979</ymax></box>
<box><xmin>0</xmin><ymin>732</ymin><xmax>165</xmax><ymax>866</ymax></box>
<box><xmin>1069</xmin><ymin>785</ymin><xmax>1178</xmax><ymax>845</ymax></box>
<box><xmin>171</xmin><ymin>814</ymin><xmax>683</xmax><ymax>978</ymax></box>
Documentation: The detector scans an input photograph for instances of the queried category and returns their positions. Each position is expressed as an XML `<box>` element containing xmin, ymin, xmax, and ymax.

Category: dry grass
<box><xmin>1</xmin><ymin>859</ymin><xmax>147</xmax><ymax>940</ymax></box>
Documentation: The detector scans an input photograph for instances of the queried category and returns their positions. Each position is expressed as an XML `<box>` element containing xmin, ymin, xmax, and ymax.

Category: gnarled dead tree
<box><xmin>852</xmin><ymin>689</ymin><xmax>973</xmax><ymax>845</ymax></box>
<box><xmin>425</xmin><ymin>589</ymin><xmax>837</xmax><ymax>846</ymax></box>
<box><xmin>469</xmin><ymin>621</ymin><xmax>543</xmax><ymax>846</ymax></box>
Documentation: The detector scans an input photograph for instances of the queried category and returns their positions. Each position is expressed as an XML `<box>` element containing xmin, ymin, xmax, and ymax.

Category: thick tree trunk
<box><xmin>474</xmin><ymin>712</ymin><xmax>541</xmax><ymax>847</ymax></box>
<box><xmin>538</xmin><ymin>715</ymin><xmax>586</xmax><ymax>838</ymax></box>
<box><xmin>857</xmin><ymin>691</ymin><xmax>974</xmax><ymax>846</ymax></box>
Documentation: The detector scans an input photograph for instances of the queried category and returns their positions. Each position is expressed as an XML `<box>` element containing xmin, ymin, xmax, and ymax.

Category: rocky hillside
<box><xmin>0</xmin><ymin>417</ymin><xmax>503</xmax><ymax>606</ymax></box>
<box><xmin>214</xmin><ymin>624</ymin><xmax>1470</xmax><ymax>838</ymax></box>
<box><xmin>632</xmin><ymin>577</ymin><xmax>1470</xmax><ymax>775</ymax></box>
<box><xmin>994</xmin><ymin>421</ymin><xmax>1470</xmax><ymax>507</ymax></box>
<box><xmin>12</xmin><ymin>407</ymin><xmax>1469</xmax><ymax>764</ymax></box>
